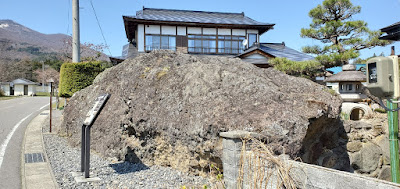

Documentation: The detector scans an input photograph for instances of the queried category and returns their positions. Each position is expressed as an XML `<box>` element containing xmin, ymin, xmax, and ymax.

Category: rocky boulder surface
<box><xmin>60</xmin><ymin>51</ymin><xmax>342</xmax><ymax>175</ymax></box>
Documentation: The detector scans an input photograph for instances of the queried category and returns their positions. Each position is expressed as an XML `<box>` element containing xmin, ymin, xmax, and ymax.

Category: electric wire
<box><xmin>361</xmin><ymin>86</ymin><xmax>400</xmax><ymax>112</ymax></box>
<box><xmin>89</xmin><ymin>0</ymin><xmax>113</xmax><ymax>57</ymax></box>
<box><xmin>67</xmin><ymin>0</ymin><xmax>71</xmax><ymax>35</ymax></box>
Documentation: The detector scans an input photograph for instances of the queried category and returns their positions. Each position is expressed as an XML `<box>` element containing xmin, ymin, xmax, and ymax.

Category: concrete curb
<box><xmin>21</xmin><ymin>110</ymin><xmax>58</xmax><ymax>189</ymax></box>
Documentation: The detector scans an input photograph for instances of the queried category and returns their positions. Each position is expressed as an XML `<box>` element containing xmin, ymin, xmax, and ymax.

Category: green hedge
<box><xmin>59</xmin><ymin>61</ymin><xmax>105</xmax><ymax>98</ymax></box>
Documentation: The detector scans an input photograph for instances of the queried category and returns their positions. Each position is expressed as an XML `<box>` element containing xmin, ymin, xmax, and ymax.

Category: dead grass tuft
<box><xmin>237</xmin><ymin>137</ymin><xmax>297</xmax><ymax>189</ymax></box>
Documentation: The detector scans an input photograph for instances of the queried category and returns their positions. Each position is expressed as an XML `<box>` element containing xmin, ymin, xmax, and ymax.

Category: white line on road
<box><xmin>0</xmin><ymin>103</ymin><xmax>49</xmax><ymax>169</ymax></box>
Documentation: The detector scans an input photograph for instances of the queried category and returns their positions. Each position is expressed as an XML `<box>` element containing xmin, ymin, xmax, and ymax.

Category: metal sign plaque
<box><xmin>83</xmin><ymin>94</ymin><xmax>110</xmax><ymax>126</ymax></box>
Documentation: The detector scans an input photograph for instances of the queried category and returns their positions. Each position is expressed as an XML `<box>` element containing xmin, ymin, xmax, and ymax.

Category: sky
<box><xmin>1</xmin><ymin>0</ymin><xmax>399</xmax><ymax>59</ymax></box>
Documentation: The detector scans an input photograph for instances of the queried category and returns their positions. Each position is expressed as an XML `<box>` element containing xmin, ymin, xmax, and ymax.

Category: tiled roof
<box><xmin>12</xmin><ymin>78</ymin><xmax>39</xmax><ymax>85</ymax></box>
<box><xmin>380</xmin><ymin>21</ymin><xmax>400</xmax><ymax>41</ymax></box>
<box><xmin>125</xmin><ymin>8</ymin><xmax>274</xmax><ymax>26</ymax></box>
<box><xmin>239</xmin><ymin>43</ymin><xmax>315</xmax><ymax>62</ymax></box>
<box><xmin>380</xmin><ymin>21</ymin><xmax>400</xmax><ymax>32</ymax></box>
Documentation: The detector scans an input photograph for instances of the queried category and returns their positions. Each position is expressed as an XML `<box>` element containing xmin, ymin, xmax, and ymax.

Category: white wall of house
<box><xmin>13</xmin><ymin>84</ymin><xmax>37</xmax><ymax>96</ymax></box>
<box><xmin>14</xmin><ymin>85</ymin><xmax>24</xmax><ymax>96</ymax></box>
<box><xmin>0</xmin><ymin>84</ymin><xmax>10</xmax><ymax>96</ymax></box>
<box><xmin>138</xmin><ymin>24</ymin><xmax>145</xmax><ymax>52</ymax></box>
<box><xmin>218</xmin><ymin>28</ymin><xmax>231</xmax><ymax>35</ymax></box>
<box><xmin>177</xmin><ymin>26</ymin><xmax>186</xmax><ymax>36</ymax></box>
<box><xmin>28</xmin><ymin>85</ymin><xmax>36</xmax><ymax>95</ymax></box>
<box><xmin>187</xmin><ymin>27</ymin><xmax>202</xmax><ymax>34</ymax></box>
<box><xmin>203</xmin><ymin>28</ymin><xmax>216</xmax><ymax>35</ymax></box>
<box><xmin>146</xmin><ymin>25</ymin><xmax>161</xmax><ymax>34</ymax></box>
<box><xmin>232</xmin><ymin>29</ymin><xmax>245</xmax><ymax>36</ymax></box>
<box><xmin>247</xmin><ymin>29</ymin><xmax>258</xmax><ymax>34</ymax></box>
<box><xmin>161</xmin><ymin>26</ymin><xmax>176</xmax><ymax>35</ymax></box>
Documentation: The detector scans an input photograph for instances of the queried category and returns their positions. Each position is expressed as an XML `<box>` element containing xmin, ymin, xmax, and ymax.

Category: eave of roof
<box><xmin>380</xmin><ymin>21</ymin><xmax>400</xmax><ymax>32</ymax></box>
<box><xmin>379</xmin><ymin>31</ymin><xmax>400</xmax><ymax>41</ymax></box>
<box><xmin>12</xmin><ymin>78</ymin><xmax>39</xmax><ymax>85</ymax></box>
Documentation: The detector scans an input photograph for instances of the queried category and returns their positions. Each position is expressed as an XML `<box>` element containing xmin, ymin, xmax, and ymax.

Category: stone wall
<box><xmin>344</xmin><ymin>113</ymin><xmax>393</xmax><ymax>181</ymax></box>
<box><xmin>220</xmin><ymin>130</ymin><xmax>400</xmax><ymax>189</ymax></box>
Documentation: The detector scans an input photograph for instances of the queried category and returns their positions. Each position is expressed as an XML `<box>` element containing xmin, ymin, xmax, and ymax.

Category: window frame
<box><xmin>188</xmin><ymin>34</ymin><xmax>245</xmax><ymax>55</ymax></box>
<box><xmin>248</xmin><ymin>33</ymin><xmax>258</xmax><ymax>47</ymax></box>
<box><xmin>145</xmin><ymin>34</ymin><xmax>176</xmax><ymax>52</ymax></box>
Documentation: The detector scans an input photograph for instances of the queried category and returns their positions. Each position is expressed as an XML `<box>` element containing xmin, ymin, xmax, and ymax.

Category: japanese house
<box><xmin>116</xmin><ymin>7</ymin><xmax>313</xmax><ymax>67</ymax></box>
<box><xmin>123</xmin><ymin>7</ymin><xmax>274</xmax><ymax>58</ymax></box>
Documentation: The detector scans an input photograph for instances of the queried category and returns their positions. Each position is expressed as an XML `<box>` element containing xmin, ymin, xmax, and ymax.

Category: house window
<box><xmin>248</xmin><ymin>33</ymin><xmax>257</xmax><ymax>47</ymax></box>
<box><xmin>346</xmin><ymin>84</ymin><xmax>353</xmax><ymax>91</ymax></box>
<box><xmin>188</xmin><ymin>35</ymin><xmax>244</xmax><ymax>54</ymax></box>
<box><xmin>188</xmin><ymin>35</ymin><xmax>216</xmax><ymax>53</ymax></box>
<box><xmin>145</xmin><ymin>35</ymin><xmax>176</xmax><ymax>51</ymax></box>
<box><xmin>217</xmin><ymin>35</ymin><xmax>245</xmax><ymax>54</ymax></box>
<box><xmin>356</xmin><ymin>84</ymin><xmax>360</xmax><ymax>90</ymax></box>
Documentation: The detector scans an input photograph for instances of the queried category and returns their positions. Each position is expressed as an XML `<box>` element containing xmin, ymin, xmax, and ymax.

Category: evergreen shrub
<box><xmin>59</xmin><ymin>61</ymin><xmax>105</xmax><ymax>97</ymax></box>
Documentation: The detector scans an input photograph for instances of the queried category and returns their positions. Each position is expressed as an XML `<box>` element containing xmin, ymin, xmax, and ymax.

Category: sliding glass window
<box><xmin>218</xmin><ymin>36</ymin><xmax>245</xmax><ymax>54</ymax></box>
<box><xmin>189</xmin><ymin>35</ymin><xmax>244</xmax><ymax>54</ymax></box>
<box><xmin>188</xmin><ymin>35</ymin><xmax>216</xmax><ymax>53</ymax></box>
<box><xmin>248</xmin><ymin>33</ymin><xmax>257</xmax><ymax>47</ymax></box>
<box><xmin>145</xmin><ymin>35</ymin><xmax>176</xmax><ymax>51</ymax></box>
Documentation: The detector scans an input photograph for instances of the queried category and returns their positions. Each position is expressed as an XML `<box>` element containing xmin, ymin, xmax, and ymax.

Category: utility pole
<box><xmin>72</xmin><ymin>0</ymin><xmax>80</xmax><ymax>63</ymax></box>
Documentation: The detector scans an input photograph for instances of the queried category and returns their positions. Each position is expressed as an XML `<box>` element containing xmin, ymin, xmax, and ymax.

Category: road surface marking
<box><xmin>0</xmin><ymin>103</ymin><xmax>48</xmax><ymax>169</ymax></box>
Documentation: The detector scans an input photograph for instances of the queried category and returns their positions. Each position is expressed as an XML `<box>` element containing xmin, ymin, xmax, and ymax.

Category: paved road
<box><xmin>0</xmin><ymin>97</ymin><xmax>49</xmax><ymax>189</ymax></box>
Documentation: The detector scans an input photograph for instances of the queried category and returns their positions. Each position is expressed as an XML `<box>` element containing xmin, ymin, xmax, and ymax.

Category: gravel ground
<box><xmin>42</xmin><ymin>110</ymin><xmax>211</xmax><ymax>189</ymax></box>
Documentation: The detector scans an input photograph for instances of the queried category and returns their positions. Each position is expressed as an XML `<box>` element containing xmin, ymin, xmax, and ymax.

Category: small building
<box><xmin>0</xmin><ymin>78</ymin><xmax>39</xmax><ymax>96</ymax></box>
<box><xmin>324</xmin><ymin>64</ymin><xmax>372</xmax><ymax>120</ymax></box>
<box><xmin>237</xmin><ymin>42</ymin><xmax>315</xmax><ymax>68</ymax></box>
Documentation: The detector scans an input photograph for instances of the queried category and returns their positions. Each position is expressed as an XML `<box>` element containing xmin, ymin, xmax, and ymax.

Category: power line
<box><xmin>89</xmin><ymin>0</ymin><xmax>113</xmax><ymax>57</ymax></box>
<box><xmin>67</xmin><ymin>0</ymin><xmax>71</xmax><ymax>35</ymax></box>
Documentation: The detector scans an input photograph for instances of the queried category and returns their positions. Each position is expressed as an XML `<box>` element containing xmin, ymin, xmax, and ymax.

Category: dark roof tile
<box><xmin>239</xmin><ymin>43</ymin><xmax>314</xmax><ymax>62</ymax></box>
<box><xmin>125</xmin><ymin>8</ymin><xmax>273</xmax><ymax>26</ymax></box>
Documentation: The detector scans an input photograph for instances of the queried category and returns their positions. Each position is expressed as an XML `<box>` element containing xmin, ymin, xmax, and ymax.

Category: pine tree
<box><xmin>301</xmin><ymin>0</ymin><xmax>392</xmax><ymax>68</ymax></box>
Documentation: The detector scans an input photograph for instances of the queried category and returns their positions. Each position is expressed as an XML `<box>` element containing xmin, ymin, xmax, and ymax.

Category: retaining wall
<box><xmin>220</xmin><ymin>131</ymin><xmax>400</xmax><ymax>189</ymax></box>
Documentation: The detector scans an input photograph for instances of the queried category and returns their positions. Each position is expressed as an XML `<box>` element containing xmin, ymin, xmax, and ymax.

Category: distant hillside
<box><xmin>0</xmin><ymin>19</ymin><xmax>108</xmax><ymax>63</ymax></box>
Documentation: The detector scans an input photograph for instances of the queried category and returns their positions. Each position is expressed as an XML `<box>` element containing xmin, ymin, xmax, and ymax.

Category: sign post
<box><xmin>81</xmin><ymin>94</ymin><xmax>110</xmax><ymax>179</ymax></box>
<box><xmin>47</xmin><ymin>79</ymin><xmax>54</xmax><ymax>133</ymax></box>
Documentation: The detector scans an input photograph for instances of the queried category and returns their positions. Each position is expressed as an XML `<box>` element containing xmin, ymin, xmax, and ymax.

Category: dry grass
<box><xmin>206</xmin><ymin>136</ymin><xmax>297</xmax><ymax>189</ymax></box>
<box><xmin>237</xmin><ymin>137</ymin><xmax>296</xmax><ymax>189</ymax></box>
<box><xmin>0</xmin><ymin>96</ymin><xmax>19</xmax><ymax>101</ymax></box>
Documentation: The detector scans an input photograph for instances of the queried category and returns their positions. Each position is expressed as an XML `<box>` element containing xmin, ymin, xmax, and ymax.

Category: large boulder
<box><xmin>60</xmin><ymin>51</ymin><xmax>342</xmax><ymax>175</ymax></box>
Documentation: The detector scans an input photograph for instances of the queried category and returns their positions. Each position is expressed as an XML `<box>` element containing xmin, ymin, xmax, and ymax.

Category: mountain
<box><xmin>0</xmin><ymin>19</ymin><xmax>108</xmax><ymax>62</ymax></box>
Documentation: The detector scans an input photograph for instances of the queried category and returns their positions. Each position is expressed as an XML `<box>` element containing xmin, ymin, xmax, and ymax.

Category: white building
<box><xmin>0</xmin><ymin>78</ymin><xmax>39</xmax><ymax>96</ymax></box>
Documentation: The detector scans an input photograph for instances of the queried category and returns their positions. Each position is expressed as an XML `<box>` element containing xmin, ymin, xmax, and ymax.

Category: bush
<box><xmin>59</xmin><ymin>61</ymin><xmax>106</xmax><ymax>98</ymax></box>
<box><xmin>269</xmin><ymin>57</ymin><xmax>323</xmax><ymax>79</ymax></box>
<box><xmin>0</xmin><ymin>89</ymin><xmax>5</xmax><ymax>97</ymax></box>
